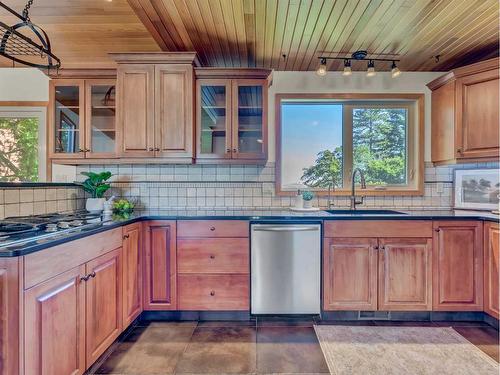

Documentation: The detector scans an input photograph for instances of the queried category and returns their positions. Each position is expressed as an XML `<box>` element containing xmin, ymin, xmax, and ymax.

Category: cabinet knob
<box><xmin>210</xmin><ymin>254</ymin><xmax>215</xmax><ymax>259</ymax></box>
<box><xmin>123</xmin><ymin>234</ymin><xmax>130</xmax><ymax>239</ymax></box>
<box><xmin>89</xmin><ymin>271</ymin><xmax>96</xmax><ymax>278</ymax></box>
<box><xmin>435</xmin><ymin>228</ymin><xmax>440</xmax><ymax>232</ymax></box>
<box><xmin>210</xmin><ymin>226</ymin><xmax>216</xmax><ymax>231</ymax></box>
<box><xmin>79</xmin><ymin>275</ymin><xmax>89</xmax><ymax>282</ymax></box>
<box><xmin>78</xmin><ymin>148</ymin><xmax>84</xmax><ymax>153</ymax></box>
<box><xmin>456</xmin><ymin>148</ymin><xmax>462</xmax><ymax>154</ymax></box>
<box><xmin>210</xmin><ymin>291</ymin><xmax>215</xmax><ymax>296</ymax></box>
<box><xmin>226</xmin><ymin>148</ymin><xmax>230</xmax><ymax>153</ymax></box>
<box><xmin>155</xmin><ymin>148</ymin><xmax>160</xmax><ymax>151</ymax></box>
<box><xmin>233</xmin><ymin>148</ymin><xmax>238</xmax><ymax>153</ymax></box>
<box><xmin>374</xmin><ymin>246</ymin><xmax>379</xmax><ymax>250</ymax></box>
<box><xmin>149</xmin><ymin>148</ymin><xmax>154</xmax><ymax>151</ymax></box>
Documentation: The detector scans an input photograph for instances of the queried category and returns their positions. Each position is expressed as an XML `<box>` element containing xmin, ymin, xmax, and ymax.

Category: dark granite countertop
<box><xmin>1</xmin><ymin>209</ymin><xmax>497</xmax><ymax>257</ymax></box>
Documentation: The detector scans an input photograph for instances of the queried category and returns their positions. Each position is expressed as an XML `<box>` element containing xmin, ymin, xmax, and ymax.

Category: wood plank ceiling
<box><xmin>0</xmin><ymin>0</ymin><xmax>160</xmax><ymax>68</ymax></box>
<box><xmin>129</xmin><ymin>0</ymin><xmax>499</xmax><ymax>71</ymax></box>
<box><xmin>0</xmin><ymin>0</ymin><xmax>498</xmax><ymax>70</ymax></box>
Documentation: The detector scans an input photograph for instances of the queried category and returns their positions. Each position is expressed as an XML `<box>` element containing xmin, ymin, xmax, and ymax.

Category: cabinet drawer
<box><xmin>324</xmin><ymin>220</ymin><xmax>432</xmax><ymax>238</ymax></box>
<box><xmin>178</xmin><ymin>274</ymin><xmax>249</xmax><ymax>310</ymax></box>
<box><xmin>24</xmin><ymin>227</ymin><xmax>123</xmax><ymax>289</ymax></box>
<box><xmin>178</xmin><ymin>238</ymin><xmax>249</xmax><ymax>273</ymax></box>
<box><xmin>177</xmin><ymin>220</ymin><xmax>248</xmax><ymax>238</ymax></box>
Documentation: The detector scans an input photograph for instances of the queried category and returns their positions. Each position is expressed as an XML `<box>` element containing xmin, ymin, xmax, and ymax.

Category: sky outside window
<box><xmin>281</xmin><ymin>103</ymin><xmax>343</xmax><ymax>189</ymax></box>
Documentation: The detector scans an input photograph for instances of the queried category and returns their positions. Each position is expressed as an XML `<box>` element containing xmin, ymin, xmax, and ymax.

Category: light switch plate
<box><xmin>436</xmin><ymin>182</ymin><xmax>444</xmax><ymax>193</ymax></box>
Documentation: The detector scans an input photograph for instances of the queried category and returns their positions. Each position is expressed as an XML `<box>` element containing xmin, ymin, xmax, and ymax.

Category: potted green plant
<box><xmin>302</xmin><ymin>191</ymin><xmax>315</xmax><ymax>209</ymax></box>
<box><xmin>77</xmin><ymin>171</ymin><xmax>112</xmax><ymax>213</ymax></box>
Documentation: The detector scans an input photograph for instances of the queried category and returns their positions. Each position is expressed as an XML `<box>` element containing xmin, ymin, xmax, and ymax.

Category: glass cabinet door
<box><xmin>197</xmin><ymin>80</ymin><xmax>231</xmax><ymax>159</ymax></box>
<box><xmin>51</xmin><ymin>81</ymin><xmax>84</xmax><ymax>157</ymax></box>
<box><xmin>232</xmin><ymin>80</ymin><xmax>266</xmax><ymax>159</ymax></box>
<box><xmin>85</xmin><ymin>81</ymin><xmax>116</xmax><ymax>157</ymax></box>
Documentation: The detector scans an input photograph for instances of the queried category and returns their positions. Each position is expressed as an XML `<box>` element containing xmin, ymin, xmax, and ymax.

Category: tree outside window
<box><xmin>0</xmin><ymin>117</ymin><xmax>39</xmax><ymax>182</ymax></box>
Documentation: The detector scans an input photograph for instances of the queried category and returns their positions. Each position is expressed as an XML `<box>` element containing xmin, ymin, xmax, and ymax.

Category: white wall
<box><xmin>0</xmin><ymin>68</ymin><xmax>49</xmax><ymax>101</ymax></box>
<box><xmin>268</xmin><ymin>71</ymin><xmax>443</xmax><ymax>162</ymax></box>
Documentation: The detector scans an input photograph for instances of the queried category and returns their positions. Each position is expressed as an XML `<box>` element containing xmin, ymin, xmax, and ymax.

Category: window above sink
<box><xmin>276</xmin><ymin>93</ymin><xmax>425</xmax><ymax>197</ymax></box>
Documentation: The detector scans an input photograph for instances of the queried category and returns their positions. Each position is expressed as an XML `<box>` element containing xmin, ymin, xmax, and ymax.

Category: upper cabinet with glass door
<box><xmin>196</xmin><ymin>72</ymin><xmax>269</xmax><ymax>164</ymax></box>
<box><xmin>197</xmin><ymin>80</ymin><xmax>231</xmax><ymax>160</ymax></box>
<box><xmin>232</xmin><ymin>80</ymin><xmax>267</xmax><ymax>160</ymax></box>
<box><xmin>48</xmin><ymin>78</ymin><xmax>116</xmax><ymax>160</ymax></box>
<box><xmin>49</xmin><ymin>80</ymin><xmax>85</xmax><ymax>158</ymax></box>
<box><xmin>85</xmin><ymin>80</ymin><xmax>116</xmax><ymax>158</ymax></box>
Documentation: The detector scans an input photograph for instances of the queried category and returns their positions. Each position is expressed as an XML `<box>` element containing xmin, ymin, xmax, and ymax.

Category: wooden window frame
<box><xmin>275</xmin><ymin>93</ymin><xmax>425</xmax><ymax>197</ymax></box>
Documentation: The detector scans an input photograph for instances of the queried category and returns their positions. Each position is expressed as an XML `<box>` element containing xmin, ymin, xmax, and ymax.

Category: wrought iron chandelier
<box><xmin>316</xmin><ymin>50</ymin><xmax>401</xmax><ymax>78</ymax></box>
<box><xmin>0</xmin><ymin>0</ymin><xmax>61</xmax><ymax>70</ymax></box>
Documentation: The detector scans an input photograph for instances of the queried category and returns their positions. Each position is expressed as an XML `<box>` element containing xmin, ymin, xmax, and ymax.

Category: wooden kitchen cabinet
<box><xmin>378</xmin><ymin>238</ymin><xmax>432</xmax><ymax>310</ymax></box>
<box><xmin>24</xmin><ymin>265</ymin><xmax>86</xmax><ymax>375</ymax></box>
<box><xmin>143</xmin><ymin>221</ymin><xmax>177</xmax><ymax>310</ymax></box>
<box><xmin>155</xmin><ymin>64</ymin><xmax>194</xmax><ymax>159</ymax></box>
<box><xmin>433</xmin><ymin>221</ymin><xmax>483</xmax><ymax>311</ymax></box>
<box><xmin>323</xmin><ymin>238</ymin><xmax>378</xmax><ymax>311</ymax></box>
<box><xmin>114</xmin><ymin>53</ymin><xmax>197</xmax><ymax>162</ymax></box>
<box><xmin>428</xmin><ymin>58</ymin><xmax>499</xmax><ymax>164</ymax></box>
<box><xmin>122</xmin><ymin>222</ymin><xmax>143</xmax><ymax>326</ymax></box>
<box><xmin>196</xmin><ymin>69</ymin><xmax>270</xmax><ymax>164</ymax></box>
<box><xmin>48</xmin><ymin>77</ymin><xmax>117</xmax><ymax>160</ymax></box>
<box><xmin>323</xmin><ymin>221</ymin><xmax>433</xmax><ymax>311</ymax></box>
<box><xmin>484</xmin><ymin>222</ymin><xmax>499</xmax><ymax>318</ymax></box>
<box><xmin>116</xmin><ymin>64</ymin><xmax>155</xmax><ymax>157</ymax></box>
<box><xmin>0</xmin><ymin>258</ymin><xmax>21</xmax><ymax>375</ymax></box>
<box><xmin>85</xmin><ymin>248</ymin><xmax>123</xmax><ymax>365</ymax></box>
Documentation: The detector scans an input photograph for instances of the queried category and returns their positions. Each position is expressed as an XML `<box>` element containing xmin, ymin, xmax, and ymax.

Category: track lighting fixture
<box><xmin>342</xmin><ymin>59</ymin><xmax>352</xmax><ymax>76</ymax></box>
<box><xmin>316</xmin><ymin>50</ymin><xmax>400</xmax><ymax>77</ymax></box>
<box><xmin>391</xmin><ymin>61</ymin><xmax>401</xmax><ymax>78</ymax></box>
<box><xmin>316</xmin><ymin>57</ymin><xmax>327</xmax><ymax>76</ymax></box>
<box><xmin>366</xmin><ymin>60</ymin><xmax>376</xmax><ymax>77</ymax></box>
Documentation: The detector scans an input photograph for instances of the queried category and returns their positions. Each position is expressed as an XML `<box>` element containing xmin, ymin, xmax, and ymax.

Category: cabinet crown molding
<box><xmin>195</xmin><ymin>67</ymin><xmax>272</xmax><ymax>80</ymax></box>
<box><xmin>109</xmin><ymin>52</ymin><xmax>200</xmax><ymax>66</ymax></box>
<box><xmin>48</xmin><ymin>68</ymin><xmax>117</xmax><ymax>79</ymax></box>
<box><xmin>427</xmin><ymin>57</ymin><xmax>499</xmax><ymax>90</ymax></box>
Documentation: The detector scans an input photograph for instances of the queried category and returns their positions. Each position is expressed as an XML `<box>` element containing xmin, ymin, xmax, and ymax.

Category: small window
<box><xmin>0</xmin><ymin>108</ymin><xmax>46</xmax><ymax>182</ymax></box>
<box><xmin>276</xmin><ymin>94</ymin><xmax>423</xmax><ymax>195</ymax></box>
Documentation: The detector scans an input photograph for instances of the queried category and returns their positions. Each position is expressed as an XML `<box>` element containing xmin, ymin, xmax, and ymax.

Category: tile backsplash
<box><xmin>72</xmin><ymin>161</ymin><xmax>499</xmax><ymax>213</ymax></box>
<box><xmin>0</xmin><ymin>187</ymin><xmax>85</xmax><ymax>219</ymax></box>
<box><xmin>0</xmin><ymin>161</ymin><xmax>496</xmax><ymax>219</ymax></box>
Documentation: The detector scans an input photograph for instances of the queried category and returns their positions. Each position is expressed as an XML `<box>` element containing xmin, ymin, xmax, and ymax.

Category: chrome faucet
<box><xmin>327</xmin><ymin>182</ymin><xmax>335</xmax><ymax>209</ymax></box>
<box><xmin>350</xmin><ymin>168</ymin><xmax>367</xmax><ymax>210</ymax></box>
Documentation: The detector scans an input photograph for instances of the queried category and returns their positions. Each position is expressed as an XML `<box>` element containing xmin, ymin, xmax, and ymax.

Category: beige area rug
<box><xmin>314</xmin><ymin>325</ymin><xmax>499</xmax><ymax>375</ymax></box>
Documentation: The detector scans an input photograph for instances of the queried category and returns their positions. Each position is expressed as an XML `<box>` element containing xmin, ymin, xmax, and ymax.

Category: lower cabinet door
<box><xmin>86</xmin><ymin>248</ymin><xmax>122</xmax><ymax>365</ymax></box>
<box><xmin>433</xmin><ymin>221</ymin><xmax>483</xmax><ymax>310</ymax></box>
<box><xmin>484</xmin><ymin>222</ymin><xmax>500</xmax><ymax>318</ymax></box>
<box><xmin>178</xmin><ymin>274</ymin><xmax>249</xmax><ymax>310</ymax></box>
<box><xmin>122</xmin><ymin>222</ymin><xmax>143</xmax><ymax>326</ymax></box>
<box><xmin>144</xmin><ymin>221</ymin><xmax>177</xmax><ymax>310</ymax></box>
<box><xmin>378</xmin><ymin>238</ymin><xmax>432</xmax><ymax>311</ymax></box>
<box><xmin>24</xmin><ymin>265</ymin><xmax>86</xmax><ymax>375</ymax></box>
<box><xmin>323</xmin><ymin>238</ymin><xmax>378</xmax><ymax>311</ymax></box>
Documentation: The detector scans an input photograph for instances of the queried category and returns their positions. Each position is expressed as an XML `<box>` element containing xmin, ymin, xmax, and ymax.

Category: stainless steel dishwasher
<box><xmin>251</xmin><ymin>223</ymin><xmax>321</xmax><ymax>314</ymax></box>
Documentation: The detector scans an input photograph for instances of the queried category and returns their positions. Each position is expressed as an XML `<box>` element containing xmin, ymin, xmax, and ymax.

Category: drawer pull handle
<box><xmin>210</xmin><ymin>255</ymin><xmax>215</xmax><ymax>259</ymax></box>
<box><xmin>89</xmin><ymin>271</ymin><xmax>96</xmax><ymax>278</ymax></box>
<box><xmin>210</xmin><ymin>291</ymin><xmax>215</xmax><ymax>296</ymax></box>
<box><xmin>210</xmin><ymin>226</ymin><xmax>216</xmax><ymax>231</ymax></box>
<box><xmin>80</xmin><ymin>275</ymin><xmax>90</xmax><ymax>282</ymax></box>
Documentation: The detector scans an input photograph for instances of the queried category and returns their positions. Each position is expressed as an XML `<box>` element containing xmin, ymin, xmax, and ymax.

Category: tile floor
<box><xmin>89</xmin><ymin>319</ymin><xmax>499</xmax><ymax>375</ymax></box>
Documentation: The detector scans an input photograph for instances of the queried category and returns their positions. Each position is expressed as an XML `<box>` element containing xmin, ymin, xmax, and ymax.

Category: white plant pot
<box><xmin>303</xmin><ymin>200</ymin><xmax>312</xmax><ymax>209</ymax></box>
<box><xmin>86</xmin><ymin>198</ymin><xmax>105</xmax><ymax>213</ymax></box>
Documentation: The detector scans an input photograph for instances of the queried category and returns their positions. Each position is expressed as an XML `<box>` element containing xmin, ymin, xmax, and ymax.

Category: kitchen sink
<box><xmin>324</xmin><ymin>209</ymin><xmax>407</xmax><ymax>215</ymax></box>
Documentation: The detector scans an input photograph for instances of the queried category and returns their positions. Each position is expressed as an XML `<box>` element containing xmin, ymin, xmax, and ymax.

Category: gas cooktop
<box><xmin>0</xmin><ymin>211</ymin><xmax>104</xmax><ymax>248</ymax></box>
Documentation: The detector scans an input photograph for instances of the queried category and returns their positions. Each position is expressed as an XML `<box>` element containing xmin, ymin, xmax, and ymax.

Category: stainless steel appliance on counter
<box><xmin>251</xmin><ymin>223</ymin><xmax>321</xmax><ymax>314</ymax></box>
